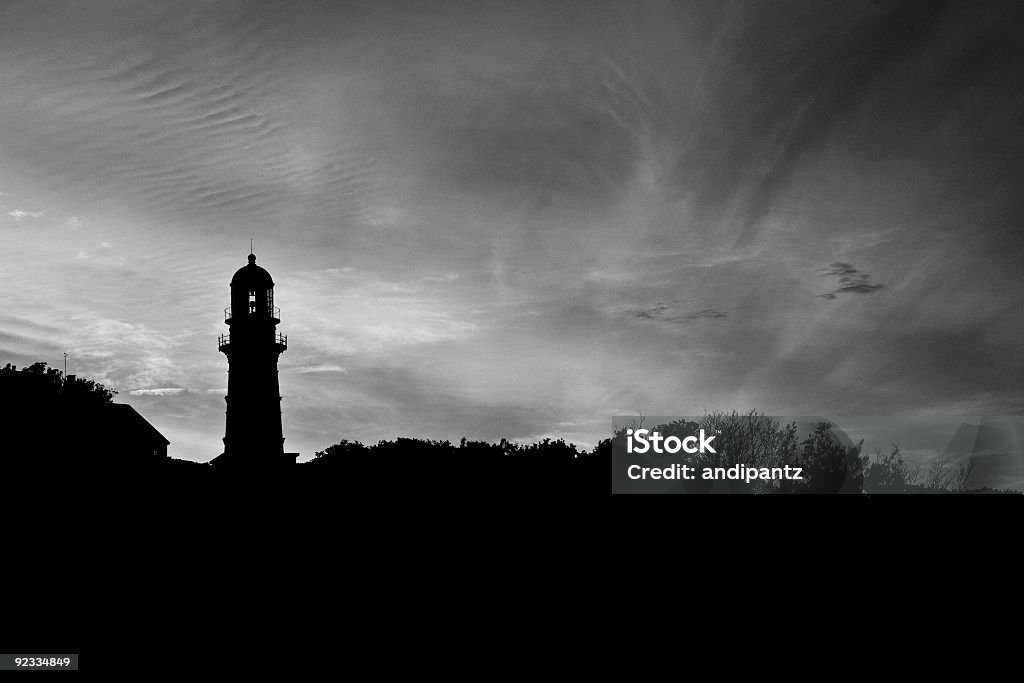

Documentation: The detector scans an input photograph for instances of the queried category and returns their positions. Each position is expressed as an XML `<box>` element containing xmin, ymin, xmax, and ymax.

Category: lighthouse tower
<box><xmin>215</xmin><ymin>252</ymin><xmax>292</xmax><ymax>467</ymax></box>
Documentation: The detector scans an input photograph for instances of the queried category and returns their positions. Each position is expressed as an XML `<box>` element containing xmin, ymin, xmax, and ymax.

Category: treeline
<box><xmin>1</xmin><ymin>362</ymin><xmax>1014</xmax><ymax>494</ymax></box>
<box><xmin>307</xmin><ymin>436</ymin><xmax>608</xmax><ymax>494</ymax></box>
<box><xmin>861</xmin><ymin>440</ymin><xmax>996</xmax><ymax>494</ymax></box>
<box><xmin>1</xmin><ymin>361</ymin><xmax>115</xmax><ymax>407</ymax></box>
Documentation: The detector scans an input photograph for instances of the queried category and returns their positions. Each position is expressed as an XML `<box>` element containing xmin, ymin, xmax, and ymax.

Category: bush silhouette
<box><xmin>780</xmin><ymin>421</ymin><xmax>864</xmax><ymax>494</ymax></box>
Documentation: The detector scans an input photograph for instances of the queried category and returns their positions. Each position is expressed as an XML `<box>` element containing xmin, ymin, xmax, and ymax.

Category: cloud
<box><xmin>281</xmin><ymin>268</ymin><xmax>480</xmax><ymax>356</ymax></box>
<box><xmin>635</xmin><ymin>303</ymin><xmax>672</xmax><ymax>320</ymax></box>
<box><xmin>686</xmin><ymin>309</ymin><xmax>728</xmax><ymax>320</ymax></box>
<box><xmin>129</xmin><ymin>387</ymin><xmax>189</xmax><ymax>396</ymax></box>
<box><xmin>635</xmin><ymin>302</ymin><xmax>727</xmax><ymax>323</ymax></box>
<box><xmin>421</xmin><ymin>273</ymin><xmax>459</xmax><ymax>283</ymax></box>
<box><xmin>818</xmin><ymin>262</ymin><xmax>884</xmax><ymax>299</ymax></box>
<box><xmin>67</xmin><ymin>215</ymin><xmax>87</xmax><ymax>230</ymax></box>
<box><xmin>292</xmin><ymin>364</ymin><xmax>347</xmax><ymax>374</ymax></box>
<box><xmin>821</xmin><ymin>262</ymin><xmax>860</xmax><ymax>277</ymax></box>
<box><xmin>69</xmin><ymin>318</ymin><xmax>183</xmax><ymax>390</ymax></box>
<box><xmin>5</xmin><ymin>207</ymin><xmax>44</xmax><ymax>221</ymax></box>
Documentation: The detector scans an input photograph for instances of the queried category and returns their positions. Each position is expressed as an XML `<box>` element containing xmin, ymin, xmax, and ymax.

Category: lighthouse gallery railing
<box><xmin>219</xmin><ymin>332</ymin><xmax>287</xmax><ymax>351</ymax></box>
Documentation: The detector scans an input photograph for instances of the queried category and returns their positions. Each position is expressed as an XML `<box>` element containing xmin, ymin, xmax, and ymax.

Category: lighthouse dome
<box><xmin>231</xmin><ymin>253</ymin><xmax>274</xmax><ymax>289</ymax></box>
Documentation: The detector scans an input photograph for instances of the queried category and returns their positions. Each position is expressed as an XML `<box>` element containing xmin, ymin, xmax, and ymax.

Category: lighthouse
<box><xmin>214</xmin><ymin>252</ymin><xmax>294</xmax><ymax>468</ymax></box>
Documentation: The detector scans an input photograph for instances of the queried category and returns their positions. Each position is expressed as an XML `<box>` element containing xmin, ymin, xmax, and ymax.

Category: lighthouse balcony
<box><xmin>218</xmin><ymin>332</ymin><xmax>287</xmax><ymax>353</ymax></box>
<box><xmin>225</xmin><ymin>306</ymin><xmax>280</xmax><ymax>324</ymax></box>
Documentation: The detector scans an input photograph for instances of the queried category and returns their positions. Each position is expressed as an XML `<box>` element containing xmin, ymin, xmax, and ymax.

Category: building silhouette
<box><xmin>0</xmin><ymin>365</ymin><xmax>170</xmax><ymax>471</ymax></box>
<box><xmin>211</xmin><ymin>252</ymin><xmax>297</xmax><ymax>468</ymax></box>
<box><xmin>92</xmin><ymin>402</ymin><xmax>170</xmax><ymax>462</ymax></box>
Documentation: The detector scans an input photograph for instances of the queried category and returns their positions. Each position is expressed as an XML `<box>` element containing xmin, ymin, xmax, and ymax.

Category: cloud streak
<box><xmin>4</xmin><ymin>207</ymin><xmax>45</xmax><ymax>221</ymax></box>
<box><xmin>636</xmin><ymin>302</ymin><xmax>728</xmax><ymax>323</ymax></box>
<box><xmin>128</xmin><ymin>387</ymin><xmax>189</xmax><ymax>397</ymax></box>
<box><xmin>817</xmin><ymin>262</ymin><xmax>884</xmax><ymax>299</ymax></box>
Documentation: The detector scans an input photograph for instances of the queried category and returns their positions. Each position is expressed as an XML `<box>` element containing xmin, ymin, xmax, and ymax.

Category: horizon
<box><xmin>2</xmin><ymin>1</ymin><xmax>1022</xmax><ymax>467</ymax></box>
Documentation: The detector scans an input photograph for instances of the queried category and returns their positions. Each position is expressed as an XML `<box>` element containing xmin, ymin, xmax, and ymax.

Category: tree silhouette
<box><xmin>1</xmin><ymin>362</ymin><xmax>115</xmax><ymax>407</ymax></box>
<box><xmin>2</xmin><ymin>362</ymin><xmax>118</xmax><ymax>473</ymax></box>
<box><xmin>781</xmin><ymin>421</ymin><xmax>864</xmax><ymax>494</ymax></box>
<box><xmin>862</xmin><ymin>440</ymin><xmax>920</xmax><ymax>493</ymax></box>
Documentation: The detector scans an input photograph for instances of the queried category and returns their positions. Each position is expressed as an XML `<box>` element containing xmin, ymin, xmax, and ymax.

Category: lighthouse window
<box><xmin>249</xmin><ymin>289</ymin><xmax>257</xmax><ymax>314</ymax></box>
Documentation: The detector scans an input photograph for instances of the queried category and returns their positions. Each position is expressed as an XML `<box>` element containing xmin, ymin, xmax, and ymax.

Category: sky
<box><xmin>1</xmin><ymin>0</ymin><xmax>1023</xmax><ymax>465</ymax></box>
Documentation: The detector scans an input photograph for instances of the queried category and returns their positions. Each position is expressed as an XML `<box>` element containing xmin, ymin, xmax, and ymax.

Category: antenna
<box><xmin>64</xmin><ymin>352</ymin><xmax>68</xmax><ymax>377</ymax></box>
<box><xmin>250</xmin><ymin>238</ymin><xmax>253</xmax><ymax>255</ymax></box>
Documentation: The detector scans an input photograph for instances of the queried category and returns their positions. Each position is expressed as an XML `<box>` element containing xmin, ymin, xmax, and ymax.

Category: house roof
<box><xmin>106</xmin><ymin>403</ymin><xmax>170</xmax><ymax>446</ymax></box>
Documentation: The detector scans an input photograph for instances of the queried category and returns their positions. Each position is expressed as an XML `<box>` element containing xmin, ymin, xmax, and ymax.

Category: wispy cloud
<box><xmin>818</xmin><ymin>262</ymin><xmax>884</xmax><ymax>299</ymax></box>
<box><xmin>69</xmin><ymin>317</ymin><xmax>184</xmax><ymax>390</ymax></box>
<box><xmin>4</xmin><ymin>207</ymin><xmax>44</xmax><ymax>221</ymax></box>
<box><xmin>636</xmin><ymin>301</ymin><xmax>727</xmax><ymax>323</ymax></box>
<box><xmin>282</xmin><ymin>268</ymin><xmax>480</xmax><ymax>356</ymax></box>
<box><xmin>291</xmin><ymin>364</ymin><xmax>347</xmax><ymax>374</ymax></box>
<box><xmin>686</xmin><ymin>309</ymin><xmax>728</xmax><ymax>320</ymax></box>
<box><xmin>129</xmin><ymin>387</ymin><xmax>189</xmax><ymax>396</ymax></box>
<box><xmin>421</xmin><ymin>273</ymin><xmax>459</xmax><ymax>283</ymax></box>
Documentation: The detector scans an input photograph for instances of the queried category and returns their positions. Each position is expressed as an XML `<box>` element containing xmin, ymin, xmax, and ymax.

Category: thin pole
<box><xmin>64</xmin><ymin>352</ymin><xmax>68</xmax><ymax>377</ymax></box>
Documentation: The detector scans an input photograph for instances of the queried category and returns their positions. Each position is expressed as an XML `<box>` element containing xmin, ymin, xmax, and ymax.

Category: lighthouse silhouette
<box><xmin>213</xmin><ymin>251</ymin><xmax>297</xmax><ymax>468</ymax></box>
